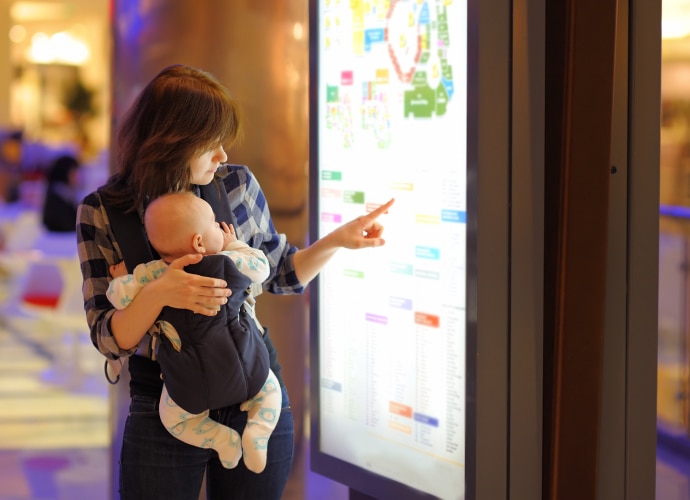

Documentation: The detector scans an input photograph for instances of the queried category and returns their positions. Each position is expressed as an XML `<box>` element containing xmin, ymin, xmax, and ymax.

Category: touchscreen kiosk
<box><xmin>309</xmin><ymin>1</ymin><xmax>468</xmax><ymax>498</ymax></box>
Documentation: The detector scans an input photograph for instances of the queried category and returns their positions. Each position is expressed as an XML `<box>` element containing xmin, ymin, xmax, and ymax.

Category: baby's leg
<box><xmin>159</xmin><ymin>385</ymin><xmax>242</xmax><ymax>469</ymax></box>
<box><xmin>240</xmin><ymin>369</ymin><xmax>282</xmax><ymax>473</ymax></box>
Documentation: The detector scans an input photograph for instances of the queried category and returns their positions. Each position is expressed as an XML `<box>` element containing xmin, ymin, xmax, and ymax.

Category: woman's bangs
<box><xmin>215</xmin><ymin>96</ymin><xmax>241</xmax><ymax>146</ymax></box>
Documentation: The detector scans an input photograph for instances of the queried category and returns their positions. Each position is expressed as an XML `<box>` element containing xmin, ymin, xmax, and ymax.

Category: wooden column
<box><xmin>544</xmin><ymin>1</ymin><xmax>618</xmax><ymax>499</ymax></box>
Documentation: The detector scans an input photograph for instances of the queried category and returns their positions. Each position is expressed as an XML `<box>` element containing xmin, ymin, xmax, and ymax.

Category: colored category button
<box><xmin>321</xmin><ymin>212</ymin><xmax>342</xmax><ymax>223</ymax></box>
<box><xmin>343</xmin><ymin>269</ymin><xmax>365</xmax><ymax>278</ymax></box>
<box><xmin>442</xmin><ymin>209</ymin><xmax>466</xmax><ymax>223</ymax></box>
<box><xmin>415</xmin><ymin>246</ymin><xmax>440</xmax><ymax>259</ymax></box>
<box><xmin>376</xmin><ymin>68</ymin><xmax>390</xmax><ymax>84</ymax></box>
<box><xmin>321</xmin><ymin>378</ymin><xmax>342</xmax><ymax>392</ymax></box>
<box><xmin>365</xmin><ymin>313</ymin><xmax>388</xmax><ymax>324</ymax></box>
<box><xmin>365</xmin><ymin>201</ymin><xmax>390</xmax><ymax>213</ymax></box>
<box><xmin>326</xmin><ymin>85</ymin><xmax>339</xmax><ymax>102</ymax></box>
<box><xmin>414</xmin><ymin>412</ymin><xmax>439</xmax><ymax>427</ymax></box>
<box><xmin>414</xmin><ymin>312</ymin><xmax>440</xmax><ymax>327</ymax></box>
<box><xmin>415</xmin><ymin>214</ymin><xmax>441</xmax><ymax>224</ymax></box>
<box><xmin>388</xmin><ymin>421</ymin><xmax>412</xmax><ymax>434</ymax></box>
<box><xmin>341</xmin><ymin>70</ymin><xmax>354</xmax><ymax>85</ymax></box>
<box><xmin>365</xmin><ymin>28</ymin><xmax>385</xmax><ymax>47</ymax></box>
<box><xmin>321</xmin><ymin>170</ymin><xmax>342</xmax><ymax>181</ymax></box>
<box><xmin>343</xmin><ymin>191</ymin><xmax>365</xmax><ymax>203</ymax></box>
<box><xmin>390</xmin><ymin>181</ymin><xmax>414</xmax><ymax>191</ymax></box>
<box><xmin>321</xmin><ymin>187</ymin><xmax>341</xmax><ymax>198</ymax></box>
<box><xmin>415</xmin><ymin>269</ymin><xmax>440</xmax><ymax>280</ymax></box>
<box><xmin>389</xmin><ymin>401</ymin><xmax>413</xmax><ymax>418</ymax></box>
<box><xmin>390</xmin><ymin>262</ymin><xmax>413</xmax><ymax>275</ymax></box>
<box><xmin>389</xmin><ymin>296</ymin><xmax>412</xmax><ymax>310</ymax></box>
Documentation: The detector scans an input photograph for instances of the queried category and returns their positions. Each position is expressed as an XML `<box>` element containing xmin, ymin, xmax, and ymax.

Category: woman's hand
<box><xmin>110</xmin><ymin>253</ymin><xmax>231</xmax><ymax>350</ymax></box>
<box><xmin>155</xmin><ymin>254</ymin><xmax>231</xmax><ymax>315</ymax></box>
<box><xmin>293</xmin><ymin>198</ymin><xmax>394</xmax><ymax>285</ymax></box>
<box><xmin>330</xmin><ymin>198</ymin><xmax>394</xmax><ymax>249</ymax></box>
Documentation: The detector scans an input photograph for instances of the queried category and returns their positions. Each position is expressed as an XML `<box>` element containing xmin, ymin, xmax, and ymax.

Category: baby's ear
<box><xmin>192</xmin><ymin>233</ymin><xmax>206</xmax><ymax>254</ymax></box>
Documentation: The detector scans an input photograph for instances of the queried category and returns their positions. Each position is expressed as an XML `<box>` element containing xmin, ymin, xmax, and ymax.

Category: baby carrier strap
<box><xmin>199</xmin><ymin>173</ymin><xmax>265</xmax><ymax>315</ymax></box>
<box><xmin>202</xmin><ymin>167</ymin><xmax>264</xmax><ymax>302</ymax></box>
<box><xmin>199</xmin><ymin>173</ymin><xmax>235</xmax><ymax>226</ymax></box>
<box><xmin>96</xmin><ymin>175</ymin><xmax>235</xmax><ymax>387</ymax></box>
<box><xmin>99</xmin><ymin>175</ymin><xmax>235</xmax><ymax>273</ymax></box>
<box><xmin>98</xmin><ymin>193</ymin><xmax>157</xmax><ymax>274</ymax></box>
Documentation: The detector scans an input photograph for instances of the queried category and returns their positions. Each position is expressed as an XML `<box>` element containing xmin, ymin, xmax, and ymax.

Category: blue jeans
<box><xmin>119</xmin><ymin>385</ymin><xmax>294</xmax><ymax>500</ymax></box>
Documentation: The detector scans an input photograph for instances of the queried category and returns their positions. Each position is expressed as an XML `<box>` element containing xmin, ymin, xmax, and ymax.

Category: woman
<box><xmin>76</xmin><ymin>64</ymin><xmax>393</xmax><ymax>499</ymax></box>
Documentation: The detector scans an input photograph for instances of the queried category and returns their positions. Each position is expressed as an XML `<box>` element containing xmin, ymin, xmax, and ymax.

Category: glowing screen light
<box><xmin>312</xmin><ymin>1</ymin><xmax>468</xmax><ymax>498</ymax></box>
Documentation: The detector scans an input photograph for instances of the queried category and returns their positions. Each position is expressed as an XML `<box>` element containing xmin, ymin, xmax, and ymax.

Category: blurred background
<box><xmin>0</xmin><ymin>0</ymin><xmax>109</xmax><ymax>207</ymax></box>
<box><xmin>0</xmin><ymin>0</ymin><xmax>689</xmax><ymax>499</ymax></box>
<box><xmin>657</xmin><ymin>1</ymin><xmax>690</xmax><ymax>497</ymax></box>
<box><xmin>0</xmin><ymin>1</ymin><xmax>325</xmax><ymax>499</ymax></box>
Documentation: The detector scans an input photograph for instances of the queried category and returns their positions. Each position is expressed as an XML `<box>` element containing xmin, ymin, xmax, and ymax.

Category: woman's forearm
<box><xmin>110</xmin><ymin>256</ymin><xmax>233</xmax><ymax>350</ymax></box>
<box><xmin>292</xmin><ymin>198</ymin><xmax>394</xmax><ymax>286</ymax></box>
<box><xmin>292</xmin><ymin>233</ymin><xmax>340</xmax><ymax>286</ymax></box>
<box><xmin>110</xmin><ymin>283</ymin><xmax>164</xmax><ymax>350</ymax></box>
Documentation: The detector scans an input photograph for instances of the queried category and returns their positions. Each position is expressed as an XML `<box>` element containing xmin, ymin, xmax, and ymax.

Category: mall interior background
<box><xmin>0</xmin><ymin>0</ymin><xmax>689</xmax><ymax>499</ymax></box>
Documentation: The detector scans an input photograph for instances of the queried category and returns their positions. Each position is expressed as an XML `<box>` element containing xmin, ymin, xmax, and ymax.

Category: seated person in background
<box><xmin>107</xmin><ymin>191</ymin><xmax>280</xmax><ymax>473</ymax></box>
<box><xmin>0</xmin><ymin>130</ymin><xmax>23</xmax><ymax>203</ymax></box>
<box><xmin>42</xmin><ymin>155</ymin><xmax>80</xmax><ymax>232</ymax></box>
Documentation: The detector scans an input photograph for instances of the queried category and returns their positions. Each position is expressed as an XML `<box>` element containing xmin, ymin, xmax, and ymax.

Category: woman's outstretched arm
<box><xmin>292</xmin><ymin>198</ymin><xmax>394</xmax><ymax>286</ymax></box>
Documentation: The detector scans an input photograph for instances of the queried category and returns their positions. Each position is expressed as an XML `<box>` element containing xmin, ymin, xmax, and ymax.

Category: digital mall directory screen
<box><xmin>314</xmin><ymin>1</ymin><xmax>467</xmax><ymax>498</ymax></box>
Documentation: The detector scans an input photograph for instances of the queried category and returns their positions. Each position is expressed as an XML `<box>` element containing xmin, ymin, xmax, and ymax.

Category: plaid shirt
<box><xmin>76</xmin><ymin>164</ymin><xmax>303</xmax><ymax>360</ymax></box>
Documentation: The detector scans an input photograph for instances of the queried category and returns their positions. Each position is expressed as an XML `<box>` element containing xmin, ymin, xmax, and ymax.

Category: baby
<box><xmin>107</xmin><ymin>191</ymin><xmax>280</xmax><ymax>473</ymax></box>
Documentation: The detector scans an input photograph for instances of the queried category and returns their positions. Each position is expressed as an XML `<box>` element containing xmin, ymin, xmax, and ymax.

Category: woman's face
<box><xmin>189</xmin><ymin>144</ymin><xmax>228</xmax><ymax>185</ymax></box>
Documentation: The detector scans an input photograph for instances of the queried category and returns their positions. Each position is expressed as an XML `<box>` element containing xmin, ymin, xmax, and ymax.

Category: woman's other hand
<box><xmin>110</xmin><ymin>253</ymin><xmax>231</xmax><ymax>350</ymax></box>
<box><xmin>156</xmin><ymin>254</ymin><xmax>231</xmax><ymax>316</ymax></box>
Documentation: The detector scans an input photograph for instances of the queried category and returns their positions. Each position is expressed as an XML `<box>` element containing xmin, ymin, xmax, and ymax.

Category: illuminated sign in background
<box><xmin>314</xmin><ymin>1</ymin><xmax>467</xmax><ymax>498</ymax></box>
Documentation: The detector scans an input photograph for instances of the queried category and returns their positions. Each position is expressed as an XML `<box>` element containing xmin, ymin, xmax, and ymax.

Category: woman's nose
<box><xmin>215</xmin><ymin>146</ymin><xmax>228</xmax><ymax>163</ymax></box>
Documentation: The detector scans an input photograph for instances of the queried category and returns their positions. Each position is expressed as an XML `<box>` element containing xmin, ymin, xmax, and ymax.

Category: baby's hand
<box><xmin>110</xmin><ymin>261</ymin><xmax>127</xmax><ymax>278</ymax></box>
<box><xmin>221</xmin><ymin>221</ymin><xmax>237</xmax><ymax>249</ymax></box>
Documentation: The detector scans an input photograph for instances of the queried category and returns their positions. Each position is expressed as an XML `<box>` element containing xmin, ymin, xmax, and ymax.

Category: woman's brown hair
<box><xmin>101</xmin><ymin>64</ymin><xmax>243</xmax><ymax>211</ymax></box>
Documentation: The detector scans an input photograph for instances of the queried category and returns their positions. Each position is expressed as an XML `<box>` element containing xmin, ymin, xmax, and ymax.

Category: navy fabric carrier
<box><xmin>100</xmin><ymin>175</ymin><xmax>270</xmax><ymax>412</ymax></box>
<box><xmin>156</xmin><ymin>254</ymin><xmax>269</xmax><ymax>413</ymax></box>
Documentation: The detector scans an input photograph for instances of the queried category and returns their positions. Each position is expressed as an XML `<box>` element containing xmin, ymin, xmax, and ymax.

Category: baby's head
<box><xmin>145</xmin><ymin>192</ymin><xmax>225</xmax><ymax>262</ymax></box>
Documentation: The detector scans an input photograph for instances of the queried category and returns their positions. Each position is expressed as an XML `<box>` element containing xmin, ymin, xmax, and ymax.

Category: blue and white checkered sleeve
<box><xmin>76</xmin><ymin>192</ymin><xmax>139</xmax><ymax>360</ymax></box>
<box><xmin>224</xmin><ymin>165</ymin><xmax>303</xmax><ymax>295</ymax></box>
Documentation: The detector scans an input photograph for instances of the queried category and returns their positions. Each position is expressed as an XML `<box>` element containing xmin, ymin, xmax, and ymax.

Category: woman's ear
<box><xmin>192</xmin><ymin>233</ymin><xmax>206</xmax><ymax>254</ymax></box>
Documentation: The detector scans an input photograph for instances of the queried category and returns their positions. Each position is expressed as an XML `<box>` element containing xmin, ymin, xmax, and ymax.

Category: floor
<box><xmin>0</xmin><ymin>281</ymin><xmax>688</xmax><ymax>499</ymax></box>
<box><xmin>0</xmin><ymin>244</ymin><xmax>351</xmax><ymax>500</ymax></box>
<box><xmin>0</xmin><ymin>312</ymin><xmax>350</xmax><ymax>500</ymax></box>
<box><xmin>658</xmin><ymin>443</ymin><xmax>690</xmax><ymax>500</ymax></box>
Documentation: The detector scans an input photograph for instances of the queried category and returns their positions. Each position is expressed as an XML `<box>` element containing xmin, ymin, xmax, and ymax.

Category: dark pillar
<box><xmin>544</xmin><ymin>1</ymin><xmax>618</xmax><ymax>499</ymax></box>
